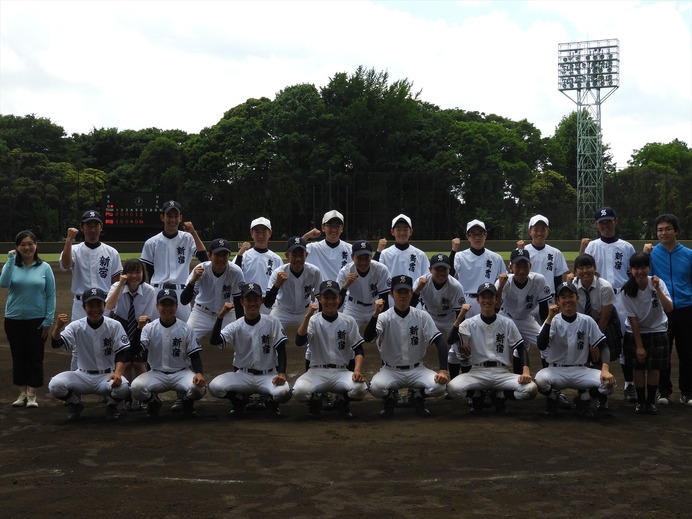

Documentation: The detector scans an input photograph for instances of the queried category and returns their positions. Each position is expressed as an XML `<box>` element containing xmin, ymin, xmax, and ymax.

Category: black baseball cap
<box><xmin>161</xmin><ymin>200</ymin><xmax>183</xmax><ymax>214</ymax></box>
<box><xmin>81</xmin><ymin>210</ymin><xmax>103</xmax><ymax>224</ymax></box>
<box><xmin>82</xmin><ymin>287</ymin><xmax>107</xmax><ymax>303</ymax></box>
<box><xmin>477</xmin><ymin>282</ymin><xmax>497</xmax><ymax>296</ymax></box>
<box><xmin>241</xmin><ymin>282</ymin><xmax>263</xmax><ymax>298</ymax></box>
<box><xmin>556</xmin><ymin>282</ymin><xmax>578</xmax><ymax>296</ymax></box>
<box><xmin>391</xmin><ymin>275</ymin><xmax>413</xmax><ymax>291</ymax></box>
<box><xmin>352</xmin><ymin>240</ymin><xmax>373</xmax><ymax>257</ymax></box>
<box><xmin>319</xmin><ymin>280</ymin><xmax>341</xmax><ymax>295</ymax></box>
<box><xmin>286</xmin><ymin>236</ymin><xmax>307</xmax><ymax>252</ymax></box>
<box><xmin>430</xmin><ymin>253</ymin><xmax>451</xmax><ymax>269</ymax></box>
<box><xmin>594</xmin><ymin>207</ymin><xmax>616</xmax><ymax>222</ymax></box>
<box><xmin>157</xmin><ymin>288</ymin><xmax>178</xmax><ymax>303</ymax></box>
<box><xmin>210</xmin><ymin>238</ymin><xmax>232</xmax><ymax>254</ymax></box>
<box><xmin>509</xmin><ymin>248</ymin><xmax>531</xmax><ymax>264</ymax></box>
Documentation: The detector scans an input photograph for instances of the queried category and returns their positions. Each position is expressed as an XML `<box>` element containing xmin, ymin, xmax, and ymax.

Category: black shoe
<box><xmin>265</xmin><ymin>398</ymin><xmax>281</xmax><ymax>418</ymax></box>
<box><xmin>334</xmin><ymin>396</ymin><xmax>354</xmax><ymax>419</ymax></box>
<box><xmin>181</xmin><ymin>399</ymin><xmax>196</xmax><ymax>417</ymax></box>
<box><xmin>171</xmin><ymin>391</ymin><xmax>185</xmax><ymax>412</ymax></box>
<box><xmin>556</xmin><ymin>390</ymin><xmax>572</xmax><ymax>410</ymax></box>
<box><xmin>413</xmin><ymin>397</ymin><xmax>431</xmax><ymax>418</ymax></box>
<box><xmin>576</xmin><ymin>400</ymin><xmax>594</xmax><ymax>419</ymax></box>
<box><xmin>646</xmin><ymin>403</ymin><xmax>658</xmax><ymax>415</ymax></box>
<box><xmin>67</xmin><ymin>402</ymin><xmax>84</xmax><ymax>422</ymax></box>
<box><xmin>105</xmin><ymin>403</ymin><xmax>120</xmax><ymax>422</ymax></box>
<box><xmin>380</xmin><ymin>397</ymin><xmax>395</xmax><ymax>418</ymax></box>
<box><xmin>229</xmin><ymin>394</ymin><xmax>246</xmax><ymax>417</ymax></box>
<box><xmin>493</xmin><ymin>397</ymin><xmax>508</xmax><ymax>415</ymax></box>
<box><xmin>320</xmin><ymin>393</ymin><xmax>334</xmax><ymax>411</ymax></box>
<box><xmin>634</xmin><ymin>402</ymin><xmax>646</xmax><ymax>414</ymax></box>
<box><xmin>482</xmin><ymin>391</ymin><xmax>493</xmax><ymax>408</ymax></box>
<box><xmin>544</xmin><ymin>398</ymin><xmax>558</xmax><ymax>417</ymax></box>
<box><xmin>147</xmin><ymin>395</ymin><xmax>162</xmax><ymax>418</ymax></box>
<box><xmin>308</xmin><ymin>396</ymin><xmax>323</xmax><ymax>418</ymax></box>
<box><xmin>597</xmin><ymin>394</ymin><xmax>609</xmax><ymax>410</ymax></box>
<box><xmin>470</xmin><ymin>397</ymin><xmax>484</xmax><ymax>415</ymax></box>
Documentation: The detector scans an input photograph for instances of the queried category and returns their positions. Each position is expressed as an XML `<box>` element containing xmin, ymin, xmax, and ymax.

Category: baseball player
<box><xmin>129</xmin><ymin>288</ymin><xmax>206</xmax><ymax>418</ymax></box>
<box><xmin>496</xmin><ymin>248</ymin><xmax>551</xmax><ymax>374</ymax></box>
<box><xmin>447</xmin><ymin>283</ymin><xmax>538</xmax><ymax>414</ymax></box>
<box><xmin>412</xmin><ymin>254</ymin><xmax>467</xmax><ymax>380</ymax></box>
<box><xmin>620</xmin><ymin>252</ymin><xmax>673</xmax><ymax>414</ymax></box>
<box><xmin>293</xmin><ymin>280</ymin><xmax>368</xmax><ymax>419</ymax></box>
<box><xmin>59</xmin><ymin>210</ymin><xmax>123</xmax><ymax>322</ymax></box>
<box><xmin>518</xmin><ymin>215</ymin><xmax>569</xmax><ymax>297</ymax></box>
<box><xmin>580</xmin><ymin>207</ymin><xmax>636</xmax><ymax>402</ymax></box>
<box><xmin>364</xmin><ymin>275</ymin><xmax>450</xmax><ymax>418</ymax></box>
<box><xmin>448</xmin><ymin>219</ymin><xmax>507</xmax><ymax>378</ymax></box>
<box><xmin>208</xmin><ymin>283</ymin><xmax>291</xmax><ymax>417</ymax></box>
<box><xmin>48</xmin><ymin>288</ymin><xmax>130</xmax><ymax>421</ymax></box>
<box><xmin>105</xmin><ymin>258</ymin><xmax>158</xmax><ymax>411</ymax></box>
<box><xmin>302</xmin><ymin>209</ymin><xmax>352</xmax><ymax>282</ymax></box>
<box><xmin>536</xmin><ymin>283</ymin><xmax>616</xmax><ymax>417</ymax></box>
<box><xmin>140</xmin><ymin>200</ymin><xmax>208</xmax><ymax>321</ymax></box>
<box><xmin>234</xmin><ymin>217</ymin><xmax>283</xmax><ymax>315</ymax></box>
<box><xmin>180</xmin><ymin>238</ymin><xmax>245</xmax><ymax>341</ymax></box>
<box><xmin>336</xmin><ymin>240</ymin><xmax>391</xmax><ymax>325</ymax></box>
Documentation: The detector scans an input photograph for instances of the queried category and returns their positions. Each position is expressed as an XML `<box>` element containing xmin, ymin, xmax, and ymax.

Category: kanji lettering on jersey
<box><xmin>98</xmin><ymin>256</ymin><xmax>111</xmax><ymax>279</ymax></box>
<box><xmin>495</xmin><ymin>333</ymin><xmax>505</xmax><ymax>354</ymax></box>
<box><xmin>409</xmin><ymin>255</ymin><xmax>417</xmax><ymax>272</ymax></box>
<box><xmin>103</xmin><ymin>337</ymin><xmax>113</xmax><ymax>356</ymax></box>
<box><xmin>409</xmin><ymin>326</ymin><xmax>419</xmax><ymax>346</ymax></box>
<box><xmin>172</xmin><ymin>337</ymin><xmax>182</xmax><ymax>357</ymax></box>
<box><xmin>577</xmin><ymin>331</ymin><xmax>585</xmax><ymax>350</ymax></box>
<box><xmin>337</xmin><ymin>330</ymin><xmax>346</xmax><ymax>350</ymax></box>
<box><xmin>262</xmin><ymin>334</ymin><xmax>271</xmax><ymax>354</ymax></box>
<box><xmin>177</xmin><ymin>247</ymin><xmax>186</xmax><ymax>265</ymax></box>
<box><xmin>223</xmin><ymin>284</ymin><xmax>231</xmax><ymax>299</ymax></box>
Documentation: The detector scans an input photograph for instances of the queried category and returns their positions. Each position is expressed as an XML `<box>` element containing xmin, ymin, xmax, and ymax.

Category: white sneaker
<box><xmin>26</xmin><ymin>395</ymin><xmax>38</xmax><ymax>408</ymax></box>
<box><xmin>12</xmin><ymin>393</ymin><xmax>27</xmax><ymax>407</ymax></box>
<box><xmin>656</xmin><ymin>395</ymin><xmax>670</xmax><ymax>405</ymax></box>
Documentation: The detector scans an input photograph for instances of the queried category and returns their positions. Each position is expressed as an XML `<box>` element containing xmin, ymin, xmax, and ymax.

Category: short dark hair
<box><xmin>121</xmin><ymin>258</ymin><xmax>147</xmax><ymax>285</ymax></box>
<box><xmin>623</xmin><ymin>252</ymin><xmax>651</xmax><ymax>298</ymax></box>
<box><xmin>654</xmin><ymin>214</ymin><xmax>679</xmax><ymax>233</ymax></box>
<box><xmin>13</xmin><ymin>230</ymin><xmax>42</xmax><ymax>265</ymax></box>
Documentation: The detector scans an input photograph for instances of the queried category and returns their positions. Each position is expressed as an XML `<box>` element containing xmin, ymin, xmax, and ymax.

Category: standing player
<box><xmin>302</xmin><ymin>210</ymin><xmax>352</xmax><ymax>282</ymax></box>
<box><xmin>60</xmin><ymin>210</ymin><xmax>122</xmax><ymax>322</ymax></box>
<box><xmin>129</xmin><ymin>288</ymin><xmax>206</xmax><ymax>418</ymax></box>
<box><xmin>336</xmin><ymin>240</ymin><xmax>391</xmax><ymax>325</ymax></box>
<box><xmin>234</xmin><ymin>217</ymin><xmax>283</xmax><ymax>314</ymax></box>
<box><xmin>412</xmin><ymin>254</ymin><xmax>467</xmax><ymax>380</ymax></box>
<box><xmin>48</xmin><ymin>288</ymin><xmax>130</xmax><ymax>421</ymax></box>
<box><xmin>447</xmin><ymin>283</ymin><xmax>538</xmax><ymax>414</ymax></box>
<box><xmin>364</xmin><ymin>275</ymin><xmax>450</xmax><ymax>418</ymax></box>
<box><xmin>536</xmin><ymin>283</ymin><xmax>616</xmax><ymax>417</ymax></box>
<box><xmin>140</xmin><ymin>200</ymin><xmax>208</xmax><ymax>321</ymax></box>
<box><xmin>293</xmin><ymin>281</ymin><xmax>368</xmax><ymax>419</ymax></box>
<box><xmin>644</xmin><ymin>214</ymin><xmax>692</xmax><ymax>406</ymax></box>
<box><xmin>208</xmin><ymin>283</ymin><xmax>291</xmax><ymax>417</ymax></box>
<box><xmin>180</xmin><ymin>238</ymin><xmax>245</xmax><ymax>342</ymax></box>
<box><xmin>518</xmin><ymin>215</ymin><xmax>569</xmax><ymax>298</ymax></box>
<box><xmin>580</xmin><ymin>207</ymin><xmax>636</xmax><ymax>402</ymax></box>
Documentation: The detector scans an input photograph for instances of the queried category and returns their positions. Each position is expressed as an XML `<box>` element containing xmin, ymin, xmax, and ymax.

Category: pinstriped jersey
<box><xmin>497</xmin><ymin>272</ymin><xmax>551</xmax><ymax>320</ymax></box>
<box><xmin>185</xmin><ymin>261</ymin><xmax>245</xmax><ymax>311</ymax></box>
<box><xmin>375</xmin><ymin>307</ymin><xmax>441</xmax><ymax>366</ymax></box>
<box><xmin>268</xmin><ymin>263</ymin><xmax>321</xmax><ymax>316</ymax></box>
<box><xmin>542</xmin><ymin>313</ymin><xmax>606</xmax><ymax>365</ymax></box>
<box><xmin>419</xmin><ymin>274</ymin><xmax>466</xmax><ymax>329</ymax></box>
<box><xmin>584</xmin><ymin>238</ymin><xmax>635</xmax><ymax>290</ymax></box>
<box><xmin>458</xmin><ymin>314</ymin><xmax>523</xmax><ymax>367</ymax></box>
<box><xmin>379</xmin><ymin>244</ymin><xmax>430</xmax><ymax>280</ymax></box>
<box><xmin>453</xmin><ymin>248</ymin><xmax>506</xmax><ymax>293</ymax></box>
<box><xmin>140</xmin><ymin>231</ymin><xmax>198</xmax><ymax>286</ymax></box>
<box><xmin>140</xmin><ymin>318</ymin><xmax>201</xmax><ymax>372</ymax></box>
<box><xmin>524</xmin><ymin>243</ymin><xmax>569</xmax><ymax>294</ymax></box>
<box><xmin>238</xmin><ymin>247</ymin><xmax>283</xmax><ymax>292</ymax></box>
<box><xmin>218</xmin><ymin>315</ymin><xmax>287</xmax><ymax>371</ymax></box>
<box><xmin>60</xmin><ymin>242</ymin><xmax>122</xmax><ymax>295</ymax></box>
<box><xmin>306</xmin><ymin>312</ymin><xmax>364</xmax><ymax>366</ymax></box>
<box><xmin>336</xmin><ymin>261</ymin><xmax>391</xmax><ymax>314</ymax></box>
<box><xmin>59</xmin><ymin>316</ymin><xmax>130</xmax><ymax>372</ymax></box>
<box><xmin>306</xmin><ymin>240</ymin><xmax>352</xmax><ymax>281</ymax></box>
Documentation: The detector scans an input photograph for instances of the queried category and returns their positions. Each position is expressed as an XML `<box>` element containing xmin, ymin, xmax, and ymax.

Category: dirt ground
<box><xmin>2</xmin><ymin>268</ymin><xmax>692</xmax><ymax>519</ymax></box>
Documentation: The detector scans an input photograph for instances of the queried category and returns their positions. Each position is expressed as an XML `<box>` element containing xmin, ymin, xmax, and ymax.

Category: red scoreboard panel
<box><xmin>102</xmin><ymin>193</ymin><xmax>172</xmax><ymax>240</ymax></box>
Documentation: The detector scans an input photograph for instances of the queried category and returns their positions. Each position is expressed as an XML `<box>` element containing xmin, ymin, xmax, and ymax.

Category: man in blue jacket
<box><xmin>645</xmin><ymin>214</ymin><xmax>692</xmax><ymax>406</ymax></box>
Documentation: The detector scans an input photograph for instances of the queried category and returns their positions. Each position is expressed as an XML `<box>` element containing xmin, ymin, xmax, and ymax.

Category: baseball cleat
<box><xmin>634</xmin><ymin>403</ymin><xmax>646</xmax><ymax>414</ymax></box>
<box><xmin>544</xmin><ymin>398</ymin><xmax>558</xmax><ymax>417</ymax></box>
<box><xmin>104</xmin><ymin>403</ymin><xmax>120</xmax><ymax>421</ymax></box>
<box><xmin>171</xmin><ymin>392</ymin><xmax>185</xmax><ymax>412</ymax></box>
<box><xmin>413</xmin><ymin>397</ymin><xmax>431</xmax><ymax>418</ymax></box>
<box><xmin>380</xmin><ymin>397</ymin><xmax>396</xmax><ymax>418</ymax></box>
<box><xmin>66</xmin><ymin>402</ymin><xmax>84</xmax><ymax>422</ymax></box>
<box><xmin>146</xmin><ymin>395</ymin><xmax>162</xmax><ymax>418</ymax></box>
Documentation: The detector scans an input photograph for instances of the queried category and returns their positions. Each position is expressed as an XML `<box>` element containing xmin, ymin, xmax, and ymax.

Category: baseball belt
<box><xmin>385</xmin><ymin>362</ymin><xmax>421</xmax><ymax>370</ymax></box>
<box><xmin>79</xmin><ymin>368</ymin><xmax>112</xmax><ymax>375</ymax></box>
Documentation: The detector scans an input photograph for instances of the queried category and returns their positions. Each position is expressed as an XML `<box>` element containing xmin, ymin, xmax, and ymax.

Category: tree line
<box><xmin>1</xmin><ymin>66</ymin><xmax>690</xmax><ymax>242</ymax></box>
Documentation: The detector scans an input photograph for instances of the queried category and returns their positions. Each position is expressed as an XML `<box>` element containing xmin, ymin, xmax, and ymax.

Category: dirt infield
<box><xmin>2</xmin><ymin>269</ymin><xmax>692</xmax><ymax>519</ymax></box>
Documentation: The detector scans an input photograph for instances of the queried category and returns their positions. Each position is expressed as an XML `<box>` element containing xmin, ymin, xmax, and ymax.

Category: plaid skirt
<box><xmin>623</xmin><ymin>331</ymin><xmax>669</xmax><ymax>370</ymax></box>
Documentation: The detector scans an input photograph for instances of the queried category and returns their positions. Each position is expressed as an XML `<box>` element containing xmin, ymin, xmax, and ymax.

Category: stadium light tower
<box><xmin>558</xmin><ymin>39</ymin><xmax>619</xmax><ymax>236</ymax></box>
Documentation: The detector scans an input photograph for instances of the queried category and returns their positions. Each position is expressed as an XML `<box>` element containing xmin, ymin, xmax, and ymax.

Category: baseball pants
<box><xmin>208</xmin><ymin>370</ymin><xmax>292</xmax><ymax>403</ymax></box>
<box><xmin>369</xmin><ymin>365</ymin><xmax>446</xmax><ymax>398</ymax></box>
<box><xmin>535</xmin><ymin>366</ymin><xmax>615</xmax><ymax>397</ymax></box>
<box><xmin>130</xmin><ymin>369</ymin><xmax>206</xmax><ymax>402</ymax></box>
<box><xmin>49</xmin><ymin>370</ymin><xmax>130</xmax><ymax>400</ymax></box>
<box><xmin>292</xmin><ymin>367</ymin><xmax>368</xmax><ymax>401</ymax></box>
<box><xmin>447</xmin><ymin>366</ymin><xmax>538</xmax><ymax>400</ymax></box>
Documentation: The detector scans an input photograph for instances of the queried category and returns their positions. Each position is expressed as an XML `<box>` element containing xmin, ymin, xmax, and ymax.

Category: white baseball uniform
<box><xmin>418</xmin><ymin>274</ymin><xmax>466</xmax><ymax>333</ymax></box>
<box><xmin>268</xmin><ymin>263</ymin><xmax>322</xmax><ymax>326</ymax></box>
<box><xmin>292</xmin><ymin>312</ymin><xmax>367</xmax><ymax>401</ymax></box>
<box><xmin>498</xmin><ymin>272</ymin><xmax>551</xmax><ymax>353</ymax></box>
<box><xmin>524</xmin><ymin>243</ymin><xmax>569</xmax><ymax>295</ymax></box>
<box><xmin>447</xmin><ymin>313</ymin><xmax>537</xmax><ymax>400</ymax></box>
<box><xmin>369</xmin><ymin>307</ymin><xmax>446</xmax><ymax>398</ymax></box>
<box><xmin>534</xmin><ymin>313</ymin><xmax>613</xmax><ymax>396</ymax></box>
<box><xmin>60</xmin><ymin>242</ymin><xmax>123</xmax><ymax>320</ymax></box>
<box><xmin>140</xmin><ymin>230</ymin><xmax>199</xmax><ymax>320</ymax></box>
<box><xmin>621</xmin><ymin>277</ymin><xmax>670</xmax><ymax>334</ymax></box>
<box><xmin>306</xmin><ymin>240</ymin><xmax>352</xmax><ymax>281</ymax></box>
<box><xmin>185</xmin><ymin>261</ymin><xmax>245</xmax><ymax>340</ymax></box>
<box><xmin>129</xmin><ymin>318</ymin><xmax>206</xmax><ymax>402</ymax></box>
<box><xmin>236</xmin><ymin>247</ymin><xmax>283</xmax><ymax>314</ymax></box>
<box><xmin>336</xmin><ymin>260</ymin><xmax>391</xmax><ymax>325</ymax></box>
<box><xmin>453</xmin><ymin>247</ymin><xmax>507</xmax><ymax>317</ymax></box>
<box><xmin>48</xmin><ymin>316</ymin><xmax>131</xmax><ymax>401</ymax></box>
<box><xmin>208</xmin><ymin>315</ymin><xmax>291</xmax><ymax>402</ymax></box>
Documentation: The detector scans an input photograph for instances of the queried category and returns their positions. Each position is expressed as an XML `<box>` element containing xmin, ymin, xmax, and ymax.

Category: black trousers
<box><xmin>658</xmin><ymin>305</ymin><xmax>692</xmax><ymax>397</ymax></box>
<box><xmin>4</xmin><ymin>318</ymin><xmax>46</xmax><ymax>388</ymax></box>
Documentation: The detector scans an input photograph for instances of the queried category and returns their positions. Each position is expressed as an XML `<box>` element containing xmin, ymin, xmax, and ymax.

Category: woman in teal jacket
<box><xmin>0</xmin><ymin>231</ymin><xmax>56</xmax><ymax>408</ymax></box>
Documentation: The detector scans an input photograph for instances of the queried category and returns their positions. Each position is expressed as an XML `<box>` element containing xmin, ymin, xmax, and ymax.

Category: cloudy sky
<box><xmin>1</xmin><ymin>0</ymin><xmax>690</xmax><ymax>169</ymax></box>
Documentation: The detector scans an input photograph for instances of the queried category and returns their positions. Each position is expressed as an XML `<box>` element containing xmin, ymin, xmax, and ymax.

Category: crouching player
<box><xmin>293</xmin><ymin>281</ymin><xmax>368</xmax><ymax>419</ymax></box>
<box><xmin>129</xmin><ymin>288</ymin><xmax>206</xmax><ymax>418</ymax></box>
<box><xmin>49</xmin><ymin>288</ymin><xmax>130</xmax><ymax>421</ymax></box>
<box><xmin>208</xmin><ymin>283</ymin><xmax>291</xmax><ymax>417</ymax></box>
<box><xmin>447</xmin><ymin>283</ymin><xmax>537</xmax><ymax>414</ymax></box>
<box><xmin>364</xmin><ymin>275</ymin><xmax>450</xmax><ymax>418</ymax></box>
<box><xmin>536</xmin><ymin>283</ymin><xmax>616</xmax><ymax>417</ymax></box>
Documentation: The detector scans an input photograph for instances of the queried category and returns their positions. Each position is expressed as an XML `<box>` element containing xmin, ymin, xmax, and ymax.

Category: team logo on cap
<box><xmin>91</xmin><ymin>288</ymin><xmax>98</xmax><ymax>296</ymax></box>
<box><xmin>89</xmin><ymin>211</ymin><xmax>96</xmax><ymax>218</ymax></box>
<box><xmin>600</xmin><ymin>209</ymin><xmax>607</xmax><ymax>216</ymax></box>
<box><xmin>400</xmin><ymin>276</ymin><xmax>406</xmax><ymax>283</ymax></box>
<box><xmin>482</xmin><ymin>283</ymin><xmax>492</xmax><ymax>290</ymax></box>
<box><xmin>168</xmin><ymin>201</ymin><xmax>176</xmax><ymax>208</ymax></box>
<box><xmin>218</xmin><ymin>240</ymin><xmax>225</xmax><ymax>246</ymax></box>
<box><xmin>294</xmin><ymin>238</ymin><xmax>300</xmax><ymax>244</ymax></box>
<box><xmin>325</xmin><ymin>281</ymin><xmax>333</xmax><ymax>288</ymax></box>
<box><xmin>436</xmin><ymin>254</ymin><xmax>443</xmax><ymax>262</ymax></box>
<box><xmin>248</xmin><ymin>283</ymin><xmax>255</xmax><ymax>290</ymax></box>
<box><xmin>359</xmin><ymin>242</ymin><xmax>367</xmax><ymax>249</ymax></box>
<box><xmin>163</xmin><ymin>289</ymin><xmax>171</xmax><ymax>296</ymax></box>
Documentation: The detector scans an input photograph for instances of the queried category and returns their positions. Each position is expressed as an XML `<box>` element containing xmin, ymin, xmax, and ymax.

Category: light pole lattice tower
<box><xmin>558</xmin><ymin>39</ymin><xmax>619</xmax><ymax>235</ymax></box>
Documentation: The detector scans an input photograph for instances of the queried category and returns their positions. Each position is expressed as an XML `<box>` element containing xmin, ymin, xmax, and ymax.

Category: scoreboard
<box><xmin>102</xmin><ymin>193</ymin><xmax>172</xmax><ymax>240</ymax></box>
